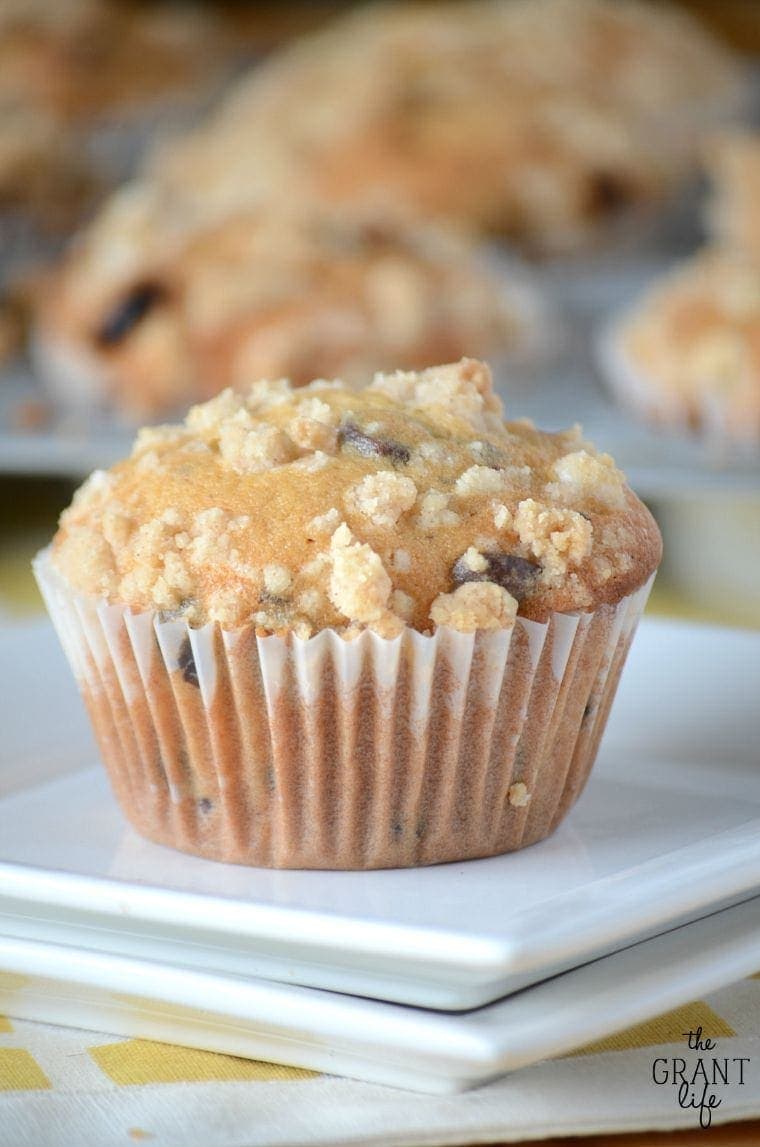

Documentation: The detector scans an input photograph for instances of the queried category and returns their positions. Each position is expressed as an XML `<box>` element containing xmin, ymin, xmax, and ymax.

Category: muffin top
<box><xmin>150</xmin><ymin>0</ymin><xmax>737</xmax><ymax>248</ymax></box>
<box><xmin>52</xmin><ymin>359</ymin><xmax>661</xmax><ymax>636</ymax></box>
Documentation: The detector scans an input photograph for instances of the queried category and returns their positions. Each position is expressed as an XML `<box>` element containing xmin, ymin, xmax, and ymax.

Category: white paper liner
<box><xmin>595</xmin><ymin>312</ymin><xmax>760</xmax><ymax>457</ymax></box>
<box><xmin>34</xmin><ymin>548</ymin><xmax>654</xmax><ymax>870</ymax></box>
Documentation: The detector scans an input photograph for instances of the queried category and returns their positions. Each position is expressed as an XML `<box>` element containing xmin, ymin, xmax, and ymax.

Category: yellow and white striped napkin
<box><xmin>2</xmin><ymin>975</ymin><xmax>760</xmax><ymax>1147</ymax></box>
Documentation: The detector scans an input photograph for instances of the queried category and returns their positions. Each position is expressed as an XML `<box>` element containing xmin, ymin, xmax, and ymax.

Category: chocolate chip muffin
<box><xmin>35</xmin><ymin>206</ymin><xmax>530</xmax><ymax>421</ymax></box>
<box><xmin>601</xmin><ymin>249</ymin><xmax>760</xmax><ymax>450</ymax></box>
<box><xmin>598</xmin><ymin>130</ymin><xmax>760</xmax><ymax>451</ymax></box>
<box><xmin>36</xmin><ymin>359</ymin><xmax>661</xmax><ymax>869</ymax></box>
<box><xmin>96</xmin><ymin>0</ymin><xmax>741</xmax><ymax>253</ymax></box>
<box><xmin>0</xmin><ymin>0</ymin><xmax>233</xmax><ymax>232</ymax></box>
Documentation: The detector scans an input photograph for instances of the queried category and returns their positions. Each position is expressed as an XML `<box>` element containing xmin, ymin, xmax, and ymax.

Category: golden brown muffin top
<box><xmin>52</xmin><ymin>360</ymin><xmax>661</xmax><ymax>635</ymax></box>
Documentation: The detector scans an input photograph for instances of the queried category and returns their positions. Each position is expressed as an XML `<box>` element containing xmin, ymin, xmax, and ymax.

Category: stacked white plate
<box><xmin>1</xmin><ymin>616</ymin><xmax>760</xmax><ymax>1092</ymax></box>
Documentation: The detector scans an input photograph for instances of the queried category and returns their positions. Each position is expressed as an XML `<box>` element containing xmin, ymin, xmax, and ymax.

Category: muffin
<box><xmin>127</xmin><ymin>0</ymin><xmax>742</xmax><ymax>253</ymax></box>
<box><xmin>599</xmin><ymin>249</ymin><xmax>760</xmax><ymax>451</ymax></box>
<box><xmin>35</xmin><ymin>205</ymin><xmax>532</xmax><ymax>421</ymax></box>
<box><xmin>0</xmin><ymin>0</ymin><xmax>235</xmax><ymax>234</ymax></box>
<box><xmin>598</xmin><ymin>126</ymin><xmax>760</xmax><ymax>450</ymax></box>
<box><xmin>29</xmin><ymin>0</ymin><xmax>740</xmax><ymax>283</ymax></box>
<box><xmin>0</xmin><ymin>0</ymin><xmax>232</xmax><ymax>123</ymax></box>
<box><xmin>35</xmin><ymin>359</ymin><xmax>661</xmax><ymax>869</ymax></box>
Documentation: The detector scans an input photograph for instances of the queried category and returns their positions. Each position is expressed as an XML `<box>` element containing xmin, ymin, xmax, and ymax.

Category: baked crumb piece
<box><xmin>287</xmin><ymin>397</ymin><xmax>339</xmax><ymax>451</ymax></box>
<box><xmin>296</xmin><ymin>587</ymin><xmax>325</xmax><ymax>618</ymax></box>
<box><xmin>263</xmin><ymin>563</ymin><xmax>292</xmax><ymax>596</ymax></box>
<box><xmin>459</xmin><ymin>546</ymin><xmax>489</xmax><ymax>574</ymax></box>
<box><xmin>514</xmin><ymin>499</ymin><xmax>593</xmax><ymax>580</ymax></box>
<box><xmin>508</xmin><ymin>782</ymin><xmax>531</xmax><ymax>807</ymax></box>
<box><xmin>307</xmin><ymin>508</ymin><xmax>341</xmax><ymax>536</ymax></box>
<box><xmin>207</xmin><ymin>585</ymin><xmax>248</xmax><ymax>628</ymax></box>
<box><xmin>132</xmin><ymin>425</ymin><xmax>187</xmax><ymax>456</ymax></box>
<box><xmin>390</xmin><ymin>588</ymin><xmax>416</xmax><ymax>621</ymax></box>
<box><xmin>418</xmin><ymin>490</ymin><xmax>460</xmax><ymax>530</ymax></box>
<box><xmin>492</xmin><ymin>502</ymin><xmax>512</xmax><ymax>530</ymax></box>
<box><xmin>429</xmin><ymin>581</ymin><xmax>518</xmax><ymax>632</ymax></box>
<box><xmin>66</xmin><ymin>468</ymin><xmax>115</xmax><ymax>512</ymax></box>
<box><xmin>186</xmin><ymin>387</ymin><xmax>243</xmax><ymax>433</ymax></box>
<box><xmin>101</xmin><ymin>507</ymin><xmax>134</xmax><ymax>549</ymax></box>
<box><xmin>219</xmin><ymin>413</ymin><xmax>297</xmax><ymax>475</ymax></box>
<box><xmin>328</xmin><ymin>523</ymin><xmax>392</xmax><ymax>623</ymax></box>
<box><xmin>454</xmin><ymin>465</ymin><xmax>506</xmax><ymax>497</ymax></box>
<box><xmin>370</xmin><ymin>359</ymin><xmax>502</xmax><ymax>434</ymax></box>
<box><xmin>345</xmin><ymin>471</ymin><xmax>417</xmax><ymax>527</ymax></box>
<box><xmin>549</xmin><ymin>449</ymin><xmax>626</xmax><ymax>510</ymax></box>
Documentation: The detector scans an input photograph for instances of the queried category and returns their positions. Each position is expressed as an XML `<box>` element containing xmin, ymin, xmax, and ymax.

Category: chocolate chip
<box><xmin>472</xmin><ymin>441</ymin><xmax>508</xmax><ymax>469</ymax></box>
<box><xmin>258</xmin><ymin>590</ymin><xmax>290</xmax><ymax>608</ymax></box>
<box><xmin>177</xmin><ymin>636</ymin><xmax>199</xmax><ymax>688</ymax></box>
<box><xmin>338</xmin><ymin>420</ymin><xmax>411</xmax><ymax>465</ymax></box>
<box><xmin>452</xmin><ymin>551</ymin><xmax>541</xmax><ymax>602</ymax></box>
<box><xmin>317</xmin><ymin>219</ymin><xmax>398</xmax><ymax>254</ymax></box>
<box><xmin>158</xmin><ymin>598</ymin><xmax>195</xmax><ymax>623</ymax></box>
<box><xmin>587</xmin><ymin>171</ymin><xmax>631</xmax><ymax>215</ymax></box>
<box><xmin>357</xmin><ymin>220</ymin><xmax>405</xmax><ymax>250</ymax></box>
<box><xmin>95</xmin><ymin>281</ymin><xmax>167</xmax><ymax>347</ymax></box>
<box><xmin>582</xmin><ymin>700</ymin><xmax>595</xmax><ymax>724</ymax></box>
<box><xmin>198</xmin><ymin>797</ymin><xmax>213</xmax><ymax>814</ymax></box>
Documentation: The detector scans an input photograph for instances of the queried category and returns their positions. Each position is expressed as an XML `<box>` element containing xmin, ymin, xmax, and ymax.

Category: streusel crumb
<box><xmin>53</xmin><ymin>359</ymin><xmax>661</xmax><ymax>634</ymax></box>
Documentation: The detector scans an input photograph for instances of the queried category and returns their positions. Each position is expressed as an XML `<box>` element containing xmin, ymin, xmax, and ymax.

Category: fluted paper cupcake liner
<box><xmin>34</xmin><ymin>548</ymin><xmax>653</xmax><ymax>870</ymax></box>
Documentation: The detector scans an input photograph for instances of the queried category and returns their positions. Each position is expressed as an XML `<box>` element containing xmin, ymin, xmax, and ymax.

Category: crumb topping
<box><xmin>513</xmin><ymin>499</ymin><xmax>594</xmax><ymax>581</ymax></box>
<box><xmin>52</xmin><ymin>359</ymin><xmax>661</xmax><ymax>635</ymax></box>
<box><xmin>508</xmin><ymin>782</ymin><xmax>531</xmax><ymax>808</ymax></box>
<box><xmin>345</xmin><ymin>471</ymin><xmax>418</xmax><ymax>528</ymax></box>
<box><xmin>328</xmin><ymin>522</ymin><xmax>392</xmax><ymax>624</ymax></box>
<box><xmin>429</xmin><ymin>581</ymin><xmax>518</xmax><ymax>633</ymax></box>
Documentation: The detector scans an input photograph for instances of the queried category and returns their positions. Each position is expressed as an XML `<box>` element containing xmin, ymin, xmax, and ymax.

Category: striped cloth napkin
<box><xmin>2</xmin><ymin>976</ymin><xmax>760</xmax><ymax>1147</ymax></box>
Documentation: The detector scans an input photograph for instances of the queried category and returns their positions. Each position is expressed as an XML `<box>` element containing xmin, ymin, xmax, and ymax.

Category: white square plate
<box><xmin>2</xmin><ymin>896</ymin><xmax>760</xmax><ymax>1093</ymax></box>
<box><xmin>1</xmin><ymin>616</ymin><xmax>759</xmax><ymax>1010</ymax></box>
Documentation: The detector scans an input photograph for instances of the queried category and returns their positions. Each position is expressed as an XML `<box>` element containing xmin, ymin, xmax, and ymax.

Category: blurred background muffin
<box><xmin>0</xmin><ymin>0</ymin><xmax>342</xmax><ymax>368</ymax></box>
<box><xmin>601</xmin><ymin>246</ymin><xmax>760</xmax><ymax>449</ymax></box>
<box><xmin>599</xmin><ymin>131</ymin><xmax>760</xmax><ymax>450</ymax></box>
<box><xmin>35</xmin><ymin>205</ymin><xmax>535</xmax><ymax>420</ymax></box>
<box><xmin>122</xmin><ymin>0</ymin><xmax>742</xmax><ymax>252</ymax></box>
<box><xmin>0</xmin><ymin>0</ymin><xmax>243</xmax><ymax>236</ymax></box>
